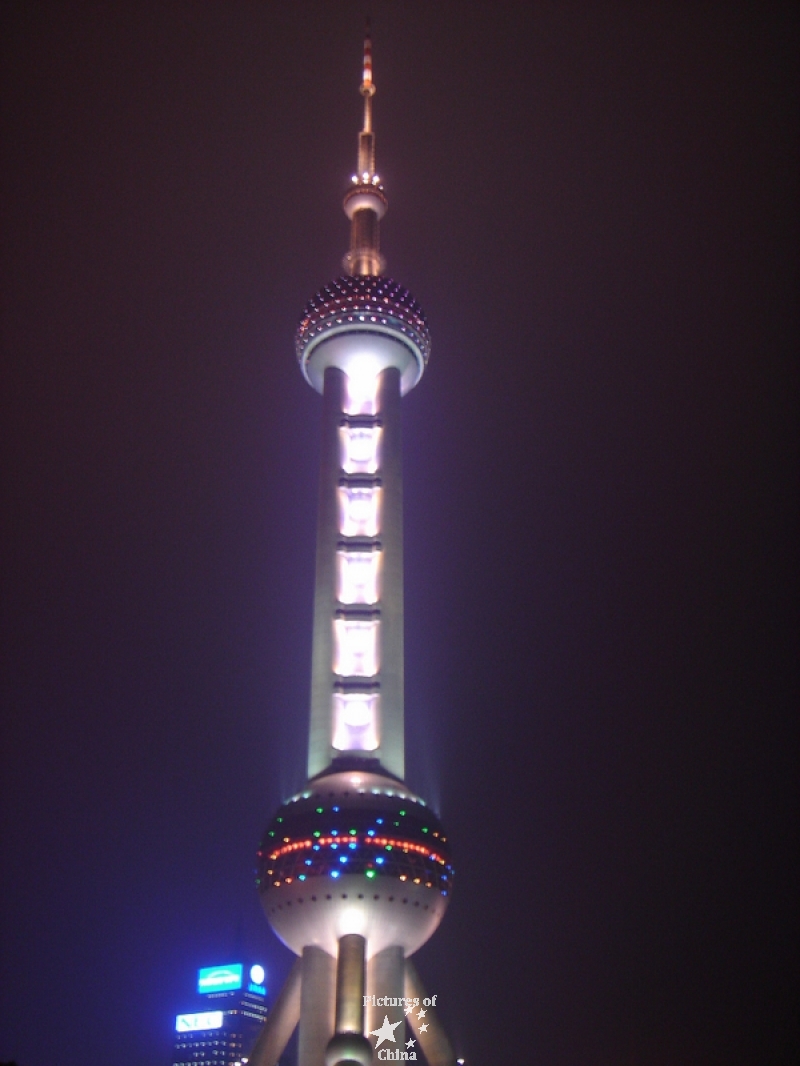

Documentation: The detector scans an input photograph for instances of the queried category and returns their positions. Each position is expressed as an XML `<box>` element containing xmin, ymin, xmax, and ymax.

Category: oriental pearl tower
<box><xmin>248</xmin><ymin>30</ymin><xmax>456</xmax><ymax>1066</ymax></box>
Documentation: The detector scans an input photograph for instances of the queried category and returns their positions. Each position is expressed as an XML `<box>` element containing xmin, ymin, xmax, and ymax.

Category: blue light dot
<box><xmin>348</xmin><ymin>842</ymin><xmax>357</xmax><ymax>850</ymax></box>
<box><xmin>367</xmin><ymin>829</ymin><xmax>375</xmax><ymax>837</ymax></box>
<box><xmin>376</xmin><ymin>818</ymin><xmax>384</xmax><ymax>825</ymax></box>
<box><xmin>339</xmin><ymin>855</ymin><xmax>348</xmax><ymax>864</ymax></box>
<box><xmin>331</xmin><ymin>870</ymin><xmax>340</xmax><ymax>879</ymax></box>
<box><xmin>376</xmin><ymin>857</ymin><xmax>385</xmax><ymax>865</ymax></box>
<box><xmin>332</xmin><ymin>805</ymin><xmax>340</xmax><ymax>812</ymax></box>
<box><xmin>305</xmin><ymin>859</ymin><xmax>313</xmax><ymax>866</ymax></box>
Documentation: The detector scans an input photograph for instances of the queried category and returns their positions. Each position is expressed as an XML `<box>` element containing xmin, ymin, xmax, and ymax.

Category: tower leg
<box><xmin>298</xmin><ymin>945</ymin><xmax>336</xmax><ymax>1066</ymax></box>
<box><xmin>404</xmin><ymin>959</ymin><xmax>456</xmax><ymax>1066</ymax></box>
<box><xmin>325</xmin><ymin>934</ymin><xmax>372</xmax><ymax>1066</ymax></box>
<box><xmin>246</xmin><ymin>957</ymin><xmax>302</xmax><ymax>1066</ymax></box>
<box><xmin>366</xmin><ymin>945</ymin><xmax>404</xmax><ymax>1063</ymax></box>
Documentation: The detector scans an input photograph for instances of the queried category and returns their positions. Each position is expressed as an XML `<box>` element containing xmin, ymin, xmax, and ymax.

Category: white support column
<box><xmin>308</xmin><ymin>366</ymin><xmax>347</xmax><ymax>778</ymax></box>
<box><xmin>374</xmin><ymin>367</ymin><xmax>404</xmax><ymax>780</ymax></box>
<box><xmin>246</xmin><ymin>958</ymin><xmax>302</xmax><ymax>1066</ymax></box>
<box><xmin>298</xmin><ymin>946</ymin><xmax>336</xmax><ymax>1066</ymax></box>
<box><xmin>366</xmin><ymin>945</ymin><xmax>405</xmax><ymax>1063</ymax></box>
<box><xmin>404</xmin><ymin>958</ymin><xmax>456</xmax><ymax>1066</ymax></box>
<box><xmin>325</xmin><ymin>934</ymin><xmax>373</xmax><ymax>1066</ymax></box>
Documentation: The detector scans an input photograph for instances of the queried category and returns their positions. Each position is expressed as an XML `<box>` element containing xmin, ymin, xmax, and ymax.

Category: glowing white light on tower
<box><xmin>344</xmin><ymin>358</ymin><xmax>380</xmax><ymax>414</ymax></box>
<box><xmin>340</xmin><ymin>424</ymin><xmax>381</xmax><ymax>473</ymax></box>
<box><xmin>333</xmin><ymin>618</ymin><xmax>379</xmax><ymax>676</ymax></box>
<box><xmin>338</xmin><ymin>485</ymin><xmax>380</xmax><ymax>537</ymax></box>
<box><xmin>337</xmin><ymin>549</ymin><xmax>381</xmax><ymax>604</ymax></box>
<box><xmin>332</xmin><ymin>692</ymin><xmax>379</xmax><ymax>751</ymax></box>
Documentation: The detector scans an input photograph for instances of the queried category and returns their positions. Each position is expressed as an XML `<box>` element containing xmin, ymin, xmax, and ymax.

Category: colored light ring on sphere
<box><xmin>257</xmin><ymin>776</ymin><xmax>453</xmax><ymax>898</ymax></box>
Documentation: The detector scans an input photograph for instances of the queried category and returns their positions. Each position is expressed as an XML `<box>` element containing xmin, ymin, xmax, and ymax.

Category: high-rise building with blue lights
<box><xmin>172</xmin><ymin>962</ymin><xmax>270</xmax><ymax>1066</ymax></box>
<box><xmin>247</xmin><ymin>31</ymin><xmax>458</xmax><ymax>1066</ymax></box>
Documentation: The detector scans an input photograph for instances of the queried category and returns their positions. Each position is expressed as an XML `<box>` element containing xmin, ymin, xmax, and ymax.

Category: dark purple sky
<box><xmin>1</xmin><ymin>4</ymin><xmax>797</xmax><ymax>1065</ymax></box>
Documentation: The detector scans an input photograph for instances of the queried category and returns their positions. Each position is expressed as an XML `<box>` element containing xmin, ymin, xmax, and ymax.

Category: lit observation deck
<box><xmin>296</xmin><ymin>275</ymin><xmax>431</xmax><ymax>396</ymax></box>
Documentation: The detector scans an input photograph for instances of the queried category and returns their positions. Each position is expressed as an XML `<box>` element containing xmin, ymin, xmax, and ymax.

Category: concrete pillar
<box><xmin>246</xmin><ymin>957</ymin><xmax>302</xmax><ymax>1066</ymax></box>
<box><xmin>306</xmin><ymin>363</ymin><xmax>406</xmax><ymax>781</ymax></box>
<box><xmin>335</xmin><ymin>933</ymin><xmax>366</xmax><ymax>1033</ymax></box>
<box><xmin>325</xmin><ymin>934</ymin><xmax>372</xmax><ymax>1066</ymax></box>
<box><xmin>404</xmin><ymin>959</ymin><xmax>456</xmax><ymax>1066</ymax></box>
<box><xmin>375</xmin><ymin>366</ymin><xmax>404</xmax><ymax>779</ymax></box>
<box><xmin>366</xmin><ymin>944</ymin><xmax>405</xmax><ymax>1063</ymax></box>
<box><xmin>308</xmin><ymin>366</ymin><xmax>346</xmax><ymax>778</ymax></box>
<box><xmin>298</xmin><ymin>946</ymin><xmax>335</xmax><ymax>1066</ymax></box>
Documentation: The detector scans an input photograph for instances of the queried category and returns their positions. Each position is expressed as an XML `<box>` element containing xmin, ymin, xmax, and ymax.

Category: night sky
<box><xmin>1</xmin><ymin>4</ymin><xmax>797</xmax><ymax>1065</ymax></box>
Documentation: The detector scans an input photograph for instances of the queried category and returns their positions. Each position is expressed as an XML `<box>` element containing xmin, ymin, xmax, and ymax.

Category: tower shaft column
<box><xmin>307</xmin><ymin>363</ymin><xmax>405</xmax><ymax>780</ymax></box>
<box><xmin>366</xmin><ymin>945</ymin><xmax>405</xmax><ymax>1059</ymax></box>
<box><xmin>308</xmin><ymin>366</ymin><xmax>347</xmax><ymax>778</ymax></box>
<box><xmin>374</xmin><ymin>367</ymin><xmax>404</xmax><ymax>778</ymax></box>
<box><xmin>325</xmin><ymin>934</ymin><xmax>373</xmax><ymax>1066</ymax></box>
<box><xmin>298</xmin><ymin>946</ymin><xmax>336</xmax><ymax>1066</ymax></box>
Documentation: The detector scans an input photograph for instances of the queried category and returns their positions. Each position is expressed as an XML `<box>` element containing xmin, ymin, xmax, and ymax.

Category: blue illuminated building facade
<box><xmin>172</xmin><ymin>962</ymin><xmax>270</xmax><ymax>1066</ymax></box>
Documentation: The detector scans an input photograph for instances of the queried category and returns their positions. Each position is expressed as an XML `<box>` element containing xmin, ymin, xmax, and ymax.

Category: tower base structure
<box><xmin>248</xmin><ymin>951</ymin><xmax>456</xmax><ymax>1066</ymax></box>
<box><xmin>250</xmin><ymin>770</ymin><xmax>456</xmax><ymax>1066</ymax></box>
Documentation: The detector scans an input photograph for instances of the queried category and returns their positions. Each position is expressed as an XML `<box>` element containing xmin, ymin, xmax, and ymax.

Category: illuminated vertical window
<box><xmin>337</xmin><ymin>549</ymin><xmax>381</xmax><ymax>604</ymax></box>
<box><xmin>338</xmin><ymin>485</ymin><xmax>380</xmax><ymax>537</ymax></box>
<box><xmin>344</xmin><ymin>368</ymin><xmax>378</xmax><ymax>415</ymax></box>
<box><xmin>333</xmin><ymin>618</ymin><xmax>379</xmax><ymax>676</ymax></box>
<box><xmin>332</xmin><ymin>692</ymin><xmax>379</xmax><ymax>751</ymax></box>
<box><xmin>340</xmin><ymin>424</ymin><xmax>381</xmax><ymax>474</ymax></box>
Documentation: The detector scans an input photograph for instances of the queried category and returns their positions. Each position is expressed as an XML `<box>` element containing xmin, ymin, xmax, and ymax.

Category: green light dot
<box><xmin>349</xmin><ymin>828</ymin><xmax>357</xmax><ymax>835</ymax></box>
<box><xmin>268</xmin><ymin>831</ymin><xmax>275</xmax><ymax>837</ymax></box>
<box><xmin>399</xmin><ymin>810</ymin><xmax>406</xmax><ymax>816</ymax></box>
<box><xmin>422</xmin><ymin>827</ymin><xmax>429</xmax><ymax>833</ymax></box>
<box><xmin>366</xmin><ymin>870</ymin><xmax>376</xmax><ymax>879</ymax></box>
<box><xmin>313</xmin><ymin>831</ymin><xmax>321</xmax><ymax>838</ymax></box>
<box><xmin>276</xmin><ymin>817</ymin><xmax>283</xmax><ymax>823</ymax></box>
<box><xmin>385</xmin><ymin>845</ymin><xmax>392</xmax><ymax>851</ymax></box>
<box><xmin>316</xmin><ymin>807</ymin><xmax>323</xmax><ymax>814</ymax></box>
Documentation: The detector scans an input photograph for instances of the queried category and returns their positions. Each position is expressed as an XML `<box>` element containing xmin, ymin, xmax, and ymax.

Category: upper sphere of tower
<box><xmin>296</xmin><ymin>275</ymin><xmax>431</xmax><ymax>395</ymax></box>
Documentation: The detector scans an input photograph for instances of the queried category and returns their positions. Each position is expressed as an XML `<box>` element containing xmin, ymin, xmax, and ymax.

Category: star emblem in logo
<box><xmin>419</xmin><ymin>1022</ymin><xmax>429</xmax><ymax>1033</ymax></box>
<box><xmin>370</xmin><ymin>1015</ymin><xmax>403</xmax><ymax>1047</ymax></box>
<box><xmin>406</xmin><ymin>1038</ymin><xmax>416</xmax><ymax>1048</ymax></box>
<box><xmin>417</xmin><ymin>1008</ymin><xmax>427</xmax><ymax>1020</ymax></box>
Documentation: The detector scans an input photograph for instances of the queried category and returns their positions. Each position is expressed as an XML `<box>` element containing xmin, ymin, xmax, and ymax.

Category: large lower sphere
<box><xmin>258</xmin><ymin>770</ymin><xmax>453</xmax><ymax>958</ymax></box>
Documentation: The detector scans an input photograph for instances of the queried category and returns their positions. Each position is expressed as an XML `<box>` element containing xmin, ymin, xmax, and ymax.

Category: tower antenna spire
<box><xmin>361</xmin><ymin>17</ymin><xmax>374</xmax><ymax>135</ymax></box>
<box><xmin>343</xmin><ymin>18</ymin><xmax>386</xmax><ymax>275</ymax></box>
